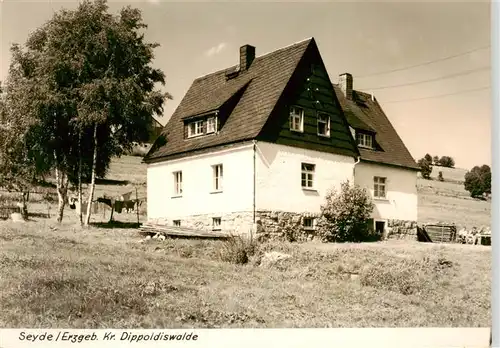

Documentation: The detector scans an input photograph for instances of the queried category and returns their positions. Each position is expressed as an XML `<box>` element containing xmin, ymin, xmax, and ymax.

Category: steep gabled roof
<box><xmin>145</xmin><ymin>38</ymin><xmax>313</xmax><ymax>162</ymax></box>
<box><xmin>334</xmin><ymin>86</ymin><xmax>419</xmax><ymax>170</ymax></box>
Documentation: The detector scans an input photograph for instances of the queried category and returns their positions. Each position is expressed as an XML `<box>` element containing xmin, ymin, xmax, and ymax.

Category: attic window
<box><xmin>317</xmin><ymin>113</ymin><xmax>330</xmax><ymax>137</ymax></box>
<box><xmin>356</xmin><ymin>132</ymin><xmax>373</xmax><ymax>149</ymax></box>
<box><xmin>290</xmin><ymin>106</ymin><xmax>304</xmax><ymax>132</ymax></box>
<box><xmin>207</xmin><ymin>117</ymin><xmax>217</xmax><ymax>134</ymax></box>
<box><xmin>185</xmin><ymin>114</ymin><xmax>218</xmax><ymax>139</ymax></box>
<box><xmin>187</xmin><ymin>120</ymin><xmax>204</xmax><ymax>138</ymax></box>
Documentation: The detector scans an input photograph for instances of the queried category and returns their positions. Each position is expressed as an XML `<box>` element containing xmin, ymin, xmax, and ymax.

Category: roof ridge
<box><xmin>193</xmin><ymin>37</ymin><xmax>314</xmax><ymax>82</ymax></box>
<box><xmin>255</xmin><ymin>37</ymin><xmax>314</xmax><ymax>60</ymax></box>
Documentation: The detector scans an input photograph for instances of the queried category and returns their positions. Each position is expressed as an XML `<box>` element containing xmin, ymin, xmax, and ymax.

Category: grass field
<box><xmin>418</xmin><ymin>166</ymin><xmax>491</xmax><ymax>229</ymax></box>
<box><xmin>0</xmin><ymin>220</ymin><xmax>491</xmax><ymax>328</ymax></box>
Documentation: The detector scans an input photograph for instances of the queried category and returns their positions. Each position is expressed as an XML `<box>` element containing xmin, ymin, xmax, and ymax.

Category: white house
<box><xmin>144</xmin><ymin>38</ymin><xmax>419</xmax><ymax>238</ymax></box>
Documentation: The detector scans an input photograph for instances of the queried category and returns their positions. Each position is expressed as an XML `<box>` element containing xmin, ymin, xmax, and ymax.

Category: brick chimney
<box><xmin>239</xmin><ymin>45</ymin><xmax>255</xmax><ymax>71</ymax></box>
<box><xmin>339</xmin><ymin>73</ymin><xmax>353</xmax><ymax>100</ymax></box>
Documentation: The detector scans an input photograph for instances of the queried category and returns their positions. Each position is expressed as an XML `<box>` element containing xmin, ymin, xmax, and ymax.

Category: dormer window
<box><xmin>207</xmin><ymin>117</ymin><xmax>217</xmax><ymax>134</ymax></box>
<box><xmin>356</xmin><ymin>132</ymin><xmax>373</xmax><ymax>149</ymax></box>
<box><xmin>185</xmin><ymin>113</ymin><xmax>218</xmax><ymax>139</ymax></box>
<box><xmin>187</xmin><ymin>120</ymin><xmax>204</xmax><ymax>138</ymax></box>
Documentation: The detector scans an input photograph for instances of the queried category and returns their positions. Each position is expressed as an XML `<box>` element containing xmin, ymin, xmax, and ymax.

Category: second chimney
<box><xmin>240</xmin><ymin>45</ymin><xmax>255</xmax><ymax>71</ymax></box>
<box><xmin>339</xmin><ymin>73</ymin><xmax>353</xmax><ymax>100</ymax></box>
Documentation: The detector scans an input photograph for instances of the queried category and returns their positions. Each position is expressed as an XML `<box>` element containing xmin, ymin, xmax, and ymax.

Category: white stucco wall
<box><xmin>147</xmin><ymin>144</ymin><xmax>254</xmax><ymax>224</ymax></box>
<box><xmin>354</xmin><ymin>161</ymin><xmax>418</xmax><ymax>222</ymax></box>
<box><xmin>255</xmin><ymin>142</ymin><xmax>355</xmax><ymax>213</ymax></box>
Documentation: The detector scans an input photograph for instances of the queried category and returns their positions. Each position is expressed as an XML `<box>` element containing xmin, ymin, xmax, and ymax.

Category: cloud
<box><xmin>205</xmin><ymin>42</ymin><xmax>227</xmax><ymax>57</ymax></box>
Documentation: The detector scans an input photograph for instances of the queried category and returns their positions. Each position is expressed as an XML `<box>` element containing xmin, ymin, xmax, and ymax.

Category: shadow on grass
<box><xmin>28</xmin><ymin>212</ymin><xmax>51</xmax><ymax>219</ymax></box>
<box><xmin>91</xmin><ymin>221</ymin><xmax>141</xmax><ymax>229</ymax></box>
<box><xmin>95</xmin><ymin>178</ymin><xmax>130</xmax><ymax>186</ymax></box>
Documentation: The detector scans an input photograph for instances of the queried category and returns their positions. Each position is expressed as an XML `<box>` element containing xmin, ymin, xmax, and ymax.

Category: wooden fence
<box><xmin>417</xmin><ymin>224</ymin><xmax>457</xmax><ymax>243</ymax></box>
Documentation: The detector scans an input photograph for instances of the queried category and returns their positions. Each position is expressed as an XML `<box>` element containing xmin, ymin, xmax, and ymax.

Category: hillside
<box><xmin>417</xmin><ymin>166</ymin><xmax>490</xmax><ymax>229</ymax></box>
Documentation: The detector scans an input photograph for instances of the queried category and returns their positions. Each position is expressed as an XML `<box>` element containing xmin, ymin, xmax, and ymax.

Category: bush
<box><xmin>433</xmin><ymin>156</ymin><xmax>439</xmax><ymax>165</ymax></box>
<box><xmin>217</xmin><ymin>235</ymin><xmax>258</xmax><ymax>264</ymax></box>
<box><xmin>417</xmin><ymin>158</ymin><xmax>432</xmax><ymax>179</ymax></box>
<box><xmin>316</xmin><ymin>181</ymin><xmax>375</xmax><ymax>242</ymax></box>
<box><xmin>438</xmin><ymin>156</ymin><xmax>455</xmax><ymax>168</ymax></box>
<box><xmin>438</xmin><ymin>171</ymin><xmax>444</xmax><ymax>182</ymax></box>
<box><xmin>464</xmin><ymin>165</ymin><xmax>491</xmax><ymax>198</ymax></box>
<box><xmin>424</xmin><ymin>153</ymin><xmax>433</xmax><ymax>163</ymax></box>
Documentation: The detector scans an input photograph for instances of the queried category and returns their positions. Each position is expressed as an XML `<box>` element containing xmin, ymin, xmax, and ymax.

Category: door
<box><xmin>375</xmin><ymin>221</ymin><xmax>385</xmax><ymax>235</ymax></box>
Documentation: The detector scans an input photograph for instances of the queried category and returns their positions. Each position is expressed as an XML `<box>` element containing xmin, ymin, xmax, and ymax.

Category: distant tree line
<box><xmin>416</xmin><ymin>152</ymin><xmax>491</xmax><ymax>199</ymax></box>
<box><xmin>417</xmin><ymin>153</ymin><xmax>456</xmax><ymax>180</ymax></box>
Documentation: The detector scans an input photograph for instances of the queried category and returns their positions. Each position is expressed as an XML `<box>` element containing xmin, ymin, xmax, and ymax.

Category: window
<box><xmin>212</xmin><ymin>164</ymin><xmax>223</xmax><ymax>192</ymax></box>
<box><xmin>301</xmin><ymin>163</ymin><xmax>315</xmax><ymax>189</ymax></box>
<box><xmin>173</xmin><ymin>220</ymin><xmax>181</xmax><ymax>227</ymax></box>
<box><xmin>374</xmin><ymin>176</ymin><xmax>386</xmax><ymax>199</ymax></box>
<box><xmin>212</xmin><ymin>217</ymin><xmax>222</xmax><ymax>230</ymax></box>
<box><xmin>356</xmin><ymin>132</ymin><xmax>373</xmax><ymax>148</ymax></box>
<box><xmin>289</xmin><ymin>106</ymin><xmax>304</xmax><ymax>132</ymax></box>
<box><xmin>303</xmin><ymin>217</ymin><xmax>315</xmax><ymax>230</ymax></box>
<box><xmin>187</xmin><ymin>120</ymin><xmax>204</xmax><ymax>138</ymax></box>
<box><xmin>207</xmin><ymin>117</ymin><xmax>217</xmax><ymax>134</ymax></box>
<box><xmin>317</xmin><ymin>113</ymin><xmax>330</xmax><ymax>137</ymax></box>
<box><xmin>173</xmin><ymin>171</ymin><xmax>182</xmax><ymax>196</ymax></box>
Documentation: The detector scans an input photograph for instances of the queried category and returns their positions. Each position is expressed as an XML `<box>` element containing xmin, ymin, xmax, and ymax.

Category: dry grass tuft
<box><xmin>217</xmin><ymin>235</ymin><xmax>258</xmax><ymax>265</ymax></box>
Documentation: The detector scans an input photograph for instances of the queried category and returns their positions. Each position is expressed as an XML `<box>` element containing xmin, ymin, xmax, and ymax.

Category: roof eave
<box><xmin>360</xmin><ymin>158</ymin><xmax>420</xmax><ymax>171</ymax></box>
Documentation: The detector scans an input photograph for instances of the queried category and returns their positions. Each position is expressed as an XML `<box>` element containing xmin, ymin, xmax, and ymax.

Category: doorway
<box><xmin>375</xmin><ymin>221</ymin><xmax>386</xmax><ymax>235</ymax></box>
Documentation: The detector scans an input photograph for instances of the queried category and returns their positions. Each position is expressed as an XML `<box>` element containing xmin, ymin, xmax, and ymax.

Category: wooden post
<box><xmin>135</xmin><ymin>186</ymin><xmax>140</xmax><ymax>227</ymax></box>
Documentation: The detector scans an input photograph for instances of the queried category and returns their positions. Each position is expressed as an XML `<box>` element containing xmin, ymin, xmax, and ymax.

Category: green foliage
<box><xmin>317</xmin><ymin>181</ymin><xmax>375</xmax><ymax>242</ymax></box>
<box><xmin>0</xmin><ymin>87</ymin><xmax>48</xmax><ymax>197</ymax></box>
<box><xmin>4</xmin><ymin>0</ymin><xmax>170</xmax><ymax>222</ymax></box>
<box><xmin>433</xmin><ymin>155</ymin><xmax>439</xmax><ymax>165</ymax></box>
<box><xmin>438</xmin><ymin>156</ymin><xmax>455</xmax><ymax>168</ymax></box>
<box><xmin>417</xmin><ymin>158</ymin><xmax>432</xmax><ymax>179</ymax></box>
<box><xmin>424</xmin><ymin>153</ymin><xmax>433</xmax><ymax>163</ymax></box>
<box><xmin>464</xmin><ymin>165</ymin><xmax>491</xmax><ymax>198</ymax></box>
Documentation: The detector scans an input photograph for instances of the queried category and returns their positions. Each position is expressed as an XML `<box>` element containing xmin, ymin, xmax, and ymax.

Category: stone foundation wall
<box><xmin>148</xmin><ymin>211</ymin><xmax>254</xmax><ymax>235</ymax></box>
<box><xmin>256</xmin><ymin>210</ymin><xmax>319</xmax><ymax>242</ymax></box>
<box><xmin>386</xmin><ymin>219</ymin><xmax>418</xmax><ymax>240</ymax></box>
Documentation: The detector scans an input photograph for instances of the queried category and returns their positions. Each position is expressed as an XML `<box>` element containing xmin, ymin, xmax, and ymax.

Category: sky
<box><xmin>0</xmin><ymin>0</ymin><xmax>491</xmax><ymax>170</ymax></box>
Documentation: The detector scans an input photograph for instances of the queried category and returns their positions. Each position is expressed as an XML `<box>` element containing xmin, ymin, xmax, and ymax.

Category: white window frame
<box><xmin>212</xmin><ymin>217</ymin><xmax>222</xmax><ymax>230</ymax></box>
<box><xmin>187</xmin><ymin>120</ymin><xmax>204</xmax><ymax>138</ymax></box>
<box><xmin>356</xmin><ymin>132</ymin><xmax>373</xmax><ymax>148</ymax></box>
<box><xmin>303</xmin><ymin>217</ymin><xmax>315</xmax><ymax>230</ymax></box>
<box><xmin>212</xmin><ymin>164</ymin><xmax>223</xmax><ymax>192</ymax></box>
<box><xmin>374</xmin><ymin>176</ymin><xmax>387</xmax><ymax>199</ymax></box>
<box><xmin>289</xmin><ymin>106</ymin><xmax>304</xmax><ymax>132</ymax></box>
<box><xmin>173</xmin><ymin>171</ymin><xmax>182</xmax><ymax>196</ymax></box>
<box><xmin>206</xmin><ymin>116</ymin><xmax>217</xmax><ymax>134</ymax></box>
<box><xmin>173</xmin><ymin>220</ymin><xmax>181</xmax><ymax>227</ymax></box>
<box><xmin>317</xmin><ymin>113</ymin><xmax>330</xmax><ymax>137</ymax></box>
<box><xmin>301</xmin><ymin>163</ymin><xmax>315</xmax><ymax>189</ymax></box>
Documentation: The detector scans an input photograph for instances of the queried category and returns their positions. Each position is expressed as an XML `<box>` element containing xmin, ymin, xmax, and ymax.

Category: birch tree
<box><xmin>4</xmin><ymin>0</ymin><xmax>170</xmax><ymax>224</ymax></box>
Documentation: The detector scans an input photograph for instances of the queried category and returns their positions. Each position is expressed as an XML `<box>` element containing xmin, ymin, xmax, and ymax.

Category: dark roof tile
<box><xmin>334</xmin><ymin>86</ymin><xmax>418</xmax><ymax>170</ymax></box>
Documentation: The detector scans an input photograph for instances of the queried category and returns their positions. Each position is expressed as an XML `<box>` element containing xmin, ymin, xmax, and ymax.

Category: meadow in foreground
<box><xmin>0</xmin><ymin>219</ymin><xmax>491</xmax><ymax>328</ymax></box>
